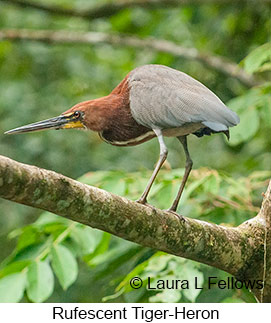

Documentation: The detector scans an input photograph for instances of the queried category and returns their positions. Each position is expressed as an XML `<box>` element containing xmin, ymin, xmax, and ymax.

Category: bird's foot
<box><xmin>136</xmin><ymin>197</ymin><xmax>148</xmax><ymax>205</ymax></box>
<box><xmin>165</xmin><ymin>208</ymin><xmax>185</xmax><ymax>222</ymax></box>
<box><xmin>136</xmin><ymin>198</ymin><xmax>185</xmax><ymax>221</ymax></box>
<box><xmin>136</xmin><ymin>198</ymin><xmax>154</xmax><ymax>208</ymax></box>
<box><xmin>136</xmin><ymin>197</ymin><xmax>145</xmax><ymax>204</ymax></box>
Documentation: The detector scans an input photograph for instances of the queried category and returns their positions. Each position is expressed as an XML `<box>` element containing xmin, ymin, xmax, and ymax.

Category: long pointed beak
<box><xmin>4</xmin><ymin>114</ymin><xmax>84</xmax><ymax>135</ymax></box>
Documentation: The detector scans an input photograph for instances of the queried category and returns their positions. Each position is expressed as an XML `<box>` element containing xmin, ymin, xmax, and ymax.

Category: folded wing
<box><xmin>128</xmin><ymin>65</ymin><xmax>239</xmax><ymax>132</ymax></box>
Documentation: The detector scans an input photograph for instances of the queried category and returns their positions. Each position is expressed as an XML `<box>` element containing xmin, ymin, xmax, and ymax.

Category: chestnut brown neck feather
<box><xmin>67</xmin><ymin>75</ymin><xmax>153</xmax><ymax>146</ymax></box>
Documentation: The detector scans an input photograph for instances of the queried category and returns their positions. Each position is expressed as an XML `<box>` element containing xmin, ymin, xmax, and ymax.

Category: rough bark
<box><xmin>0</xmin><ymin>29</ymin><xmax>259</xmax><ymax>88</ymax></box>
<box><xmin>0</xmin><ymin>155</ymin><xmax>270</xmax><ymax>302</ymax></box>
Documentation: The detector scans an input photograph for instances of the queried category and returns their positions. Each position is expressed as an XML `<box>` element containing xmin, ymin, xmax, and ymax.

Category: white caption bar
<box><xmin>0</xmin><ymin>303</ymin><xmax>268</xmax><ymax>323</ymax></box>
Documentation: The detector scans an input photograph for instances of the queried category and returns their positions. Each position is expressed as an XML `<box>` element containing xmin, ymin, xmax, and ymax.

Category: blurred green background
<box><xmin>0</xmin><ymin>0</ymin><xmax>270</xmax><ymax>303</ymax></box>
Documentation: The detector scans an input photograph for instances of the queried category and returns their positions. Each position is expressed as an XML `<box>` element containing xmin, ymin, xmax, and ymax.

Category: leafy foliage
<box><xmin>227</xmin><ymin>84</ymin><xmax>271</xmax><ymax>146</ymax></box>
<box><xmin>51</xmin><ymin>245</ymin><xmax>78</xmax><ymax>290</ymax></box>
<box><xmin>26</xmin><ymin>261</ymin><xmax>54</xmax><ymax>302</ymax></box>
<box><xmin>243</xmin><ymin>43</ymin><xmax>271</xmax><ymax>74</ymax></box>
<box><xmin>0</xmin><ymin>272</ymin><xmax>26</xmax><ymax>303</ymax></box>
<box><xmin>0</xmin><ymin>0</ymin><xmax>270</xmax><ymax>303</ymax></box>
<box><xmin>0</xmin><ymin>213</ymin><xmax>104</xmax><ymax>302</ymax></box>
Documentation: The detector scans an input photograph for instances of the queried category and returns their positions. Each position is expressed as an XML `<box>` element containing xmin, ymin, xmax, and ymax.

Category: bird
<box><xmin>5</xmin><ymin>64</ymin><xmax>240</xmax><ymax>216</ymax></box>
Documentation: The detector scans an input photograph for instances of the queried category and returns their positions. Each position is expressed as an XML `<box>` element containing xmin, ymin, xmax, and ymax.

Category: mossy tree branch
<box><xmin>0</xmin><ymin>155</ymin><xmax>270</xmax><ymax>301</ymax></box>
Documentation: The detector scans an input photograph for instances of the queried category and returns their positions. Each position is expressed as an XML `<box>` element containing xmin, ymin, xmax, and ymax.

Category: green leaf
<box><xmin>203</xmin><ymin>174</ymin><xmax>221</xmax><ymax>195</ymax></box>
<box><xmin>116</xmin><ymin>258</ymin><xmax>150</xmax><ymax>293</ymax></box>
<box><xmin>228</xmin><ymin>106</ymin><xmax>259</xmax><ymax>146</ymax></box>
<box><xmin>70</xmin><ymin>225</ymin><xmax>103</xmax><ymax>255</ymax></box>
<box><xmin>101</xmin><ymin>174</ymin><xmax>127</xmax><ymax>195</ymax></box>
<box><xmin>259</xmin><ymin>88</ymin><xmax>271</xmax><ymax>126</ymax></box>
<box><xmin>35</xmin><ymin>212</ymin><xmax>70</xmax><ymax>227</ymax></box>
<box><xmin>89</xmin><ymin>240</ymin><xmax>137</xmax><ymax>269</ymax></box>
<box><xmin>227</xmin><ymin>88</ymin><xmax>262</xmax><ymax>111</ymax></box>
<box><xmin>78</xmin><ymin>171</ymin><xmax>110</xmax><ymax>186</ymax></box>
<box><xmin>84</xmin><ymin>232</ymin><xmax>111</xmax><ymax>263</ymax></box>
<box><xmin>222</xmin><ymin>297</ymin><xmax>245</xmax><ymax>303</ymax></box>
<box><xmin>0</xmin><ymin>260</ymin><xmax>31</xmax><ymax>279</ymax></box>
<box><xmin>8</xmin><ymin>242</ymin><xmax>48</xmax><ymax>264</ymax></box>
<box><xmin>256</xmin><ymin>62</ymin><xmax>271</xmax><ymax>73</ymax></box>
<box><xmin>26</xmin><ymin>261</ymin><xmax>54</xmax><ymax>302</ymax></box>
<box><xmin>51</xmin><ymin>244</ymin><xmax>78</xmax><ymax>290</ymax></box>
<box><xmin>151</xmin><ymin>182</ymin><xmax>176</xmax><ymax>209</ymax></box>
<box><xmin>183</xmin><ymin>270</ymin><xmax>204</xmax><ymax>302</ymax></box>
<box><xmin>145</xmin><ymin>253</ymin><xmax>171</xmax><ymax>274</ymax></box>
<box><xmin>16</xmin><ymin>226</ymin><xmax>43</xmax><ymax>252</ymax></box>
<box><xmin>149</xmin><ymin>289</ymin><xmax>182</xmax><ymax>303</ymax></box>
<box><xmin>81</xmin><ymin>171</ymin><xmax>127</xmax><ymax>195</ymax></box>
<box><xmin>181</xmin><ymin>176</ymin><xmax>209</xmax><ymax>203</ymax></box>
<box><xmin>226</xmin><ymin>86</ymin><xmax>271</xmax><ymax>146</ymax></box>
<box><xmin>86</xmin><ymin>238</ymin><xmax>141</xmax><ymax>282</ymax></box>
<box><xmin>43</xmin><ymin>223</ymin><xmax>70</xmax><ymax>236</ymax></box>
<box><xmin>181</xmin><ymin>265</ymin><xmax>204</xmax><ymax>302</ymax></box>
<box><xmin>243</xmin><ymin>43</ymin><xmax>271</xmax><ymax>74</ymax></box>
<box><xmin>0</xmin><ymin>272</ymin><xmax>26</xmax><ymax>302</ymax></box>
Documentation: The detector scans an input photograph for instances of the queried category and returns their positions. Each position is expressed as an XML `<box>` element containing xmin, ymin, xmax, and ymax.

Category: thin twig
<box><xmin>0</xmin><ymin>0</ymin><xmax>270</xmax><ymax>20</ymax></box>
<box><xmin>0</xmin><ymin>28</ymin><xmax>259</xmax><ymax>87</ymax></box>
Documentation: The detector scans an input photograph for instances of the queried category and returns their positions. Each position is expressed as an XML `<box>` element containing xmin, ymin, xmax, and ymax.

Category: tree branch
<box><xmin>257</xmin><ymin>180</ymin><xmax>271</xmax><ymax>302</ymax></box>
<box><xmin>1</xmin><ymin>0</ymin><xmax>270</xmax><ymax>20</ymax></box>
<box><xmin>0</xmin><ymin>28</ymin><xmax>259</xmax><ymax>87</ymax></box>
<box><xmin>0</xmin><ymin>154</ymin><xmax>270</xmax><ymax>301</ymax></box>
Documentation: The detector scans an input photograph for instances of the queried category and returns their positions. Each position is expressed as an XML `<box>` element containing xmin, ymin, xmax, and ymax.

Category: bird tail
<box><xmin>193</xmin><ymin>127</ymin><xmax>230</xmax><ymax>140</ymax></box>
<box><xmin>223</xmin><ymin>130</ymin><xmax>230</xmax><ymax>140</ymax></box>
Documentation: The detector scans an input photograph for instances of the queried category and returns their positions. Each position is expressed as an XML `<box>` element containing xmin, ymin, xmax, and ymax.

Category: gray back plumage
<box><xmin>128</xmin><ymin>65</ymin><xmax>239</xmax><ymax>132</ymax></box>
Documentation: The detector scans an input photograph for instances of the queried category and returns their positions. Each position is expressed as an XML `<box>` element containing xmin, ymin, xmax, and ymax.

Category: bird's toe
<box><xmin>165</xmin><ymin>209</ymin><xmax>186</xmax><ymax>222</ymax></box>
<box><xmin>136</xmin><ymin>198</ymin><xmax>148</xmax><ymax>205</ymax></box>
<box><xmin>136</xmin><ymin>199</ymin><xmax>160</xmax><ymax>212</ymax></box>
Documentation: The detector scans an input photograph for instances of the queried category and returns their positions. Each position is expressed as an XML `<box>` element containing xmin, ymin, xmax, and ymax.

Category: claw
<box><xmin>136</xmin><ymin>198</ymin><xmax>147</xmax><ymax>205</ymax></box>
<box><xmin>136</xmin><ymin>199</ymin><xmax>185</xmax><ymax>222</ymax></box>
<box><xmin>136</xmin><ymin>199</ymin><xmax>157</xmax><ymax>211</ymax></box>
<box><xmin>165</xmin><ymin>209</ymin><xmax>186</xmax><ymax>222</ymax></box>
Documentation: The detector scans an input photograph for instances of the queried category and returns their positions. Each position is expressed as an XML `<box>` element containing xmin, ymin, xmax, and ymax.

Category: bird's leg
<box><xmin>136</xmin><ymin>129</ymin><xmax>168</xmax><ymax>205</ymax></box>
<box><xmin>168</xmin><ymin>136</ymin><xmax>193</xmax><ymax>213</ymax></box>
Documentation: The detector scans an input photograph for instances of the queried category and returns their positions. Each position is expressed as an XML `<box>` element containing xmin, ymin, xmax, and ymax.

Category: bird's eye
<box><xmin>74</xmin><ymin>111</ymin><xmax>81</xmax><ymax>119</ymax></box>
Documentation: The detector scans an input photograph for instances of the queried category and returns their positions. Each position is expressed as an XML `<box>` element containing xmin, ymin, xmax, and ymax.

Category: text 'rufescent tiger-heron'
<box><xmin>5</xmin><ymin>65</ymin><xmax>240</xmax><ymax>218</ymax></box>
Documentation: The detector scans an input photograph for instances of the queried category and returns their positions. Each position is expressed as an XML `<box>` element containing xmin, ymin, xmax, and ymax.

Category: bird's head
<box><xmin>4</xmin><ymin>99</ymin><xmax>111</xmax><ymax>135</ymax></box>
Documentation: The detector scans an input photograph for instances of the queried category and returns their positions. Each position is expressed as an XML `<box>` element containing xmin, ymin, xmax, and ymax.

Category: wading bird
<box><xmin>5</xmin><ymin>65</ymin><xmax>239</xmax><ymax>215</ymax></box>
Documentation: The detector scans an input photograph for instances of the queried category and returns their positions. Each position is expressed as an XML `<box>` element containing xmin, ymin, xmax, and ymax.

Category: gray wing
<box><xmin>128</xmin><ymin>65</ymin><xmax>240</xmax><ymax>132</ymax></box>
